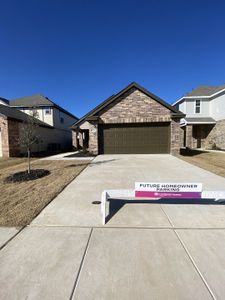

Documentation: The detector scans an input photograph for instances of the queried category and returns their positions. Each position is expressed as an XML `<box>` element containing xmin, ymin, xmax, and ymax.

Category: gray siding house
<box><xmin>173</xmin><ymin>84</ymin><xmax>225</xmax><ymax>150</ymax></box>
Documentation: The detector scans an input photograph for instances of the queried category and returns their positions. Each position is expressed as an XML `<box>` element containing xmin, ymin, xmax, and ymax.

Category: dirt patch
<box><xmin>177</xmin><ymin>150</ymin><xmax>225</xmax><ymax>178</ymax></box>
<box><xmin>0</xmin><ymin>160</ymin><xmax>89</xmax><ymax>226</ymax></box>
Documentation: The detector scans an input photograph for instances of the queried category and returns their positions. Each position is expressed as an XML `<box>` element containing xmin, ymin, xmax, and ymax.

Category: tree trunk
<box><xmin>28</xmin><ymin>149</ymin><xmax>31</xmax><ymax>174</ymax></box>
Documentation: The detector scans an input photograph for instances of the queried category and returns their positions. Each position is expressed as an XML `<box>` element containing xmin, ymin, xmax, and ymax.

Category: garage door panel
<box><xmin>99</xmin><ymin>123</ymin><xmax>170</xmax><ymax>154</ymax></box>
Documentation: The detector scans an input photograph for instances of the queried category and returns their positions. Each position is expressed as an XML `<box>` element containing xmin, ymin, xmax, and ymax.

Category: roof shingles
<box><xmin>10</xmin><ymin>95</ymin><xmax>78</xmax><ymax>119</ymax></box>
<box><xmin>10</xmin><ymin>95</ymin><xmax>54</xmax><ymax>107</ymax></box>
<box><xmin>185</xmin><ymin>84</ymin><xmax>225</xmax><ymax>97</ymax></box>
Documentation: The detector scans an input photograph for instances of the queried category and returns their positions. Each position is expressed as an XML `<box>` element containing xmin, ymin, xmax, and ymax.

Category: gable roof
<box><xmin>185</xmin><ymin>84</ymin><xmax>225</xmax><ymax>97</ymax></box>
<box><xmin>0</xmin><ymin>104</ymin><xmax>53</xmax><ymax>128</ymax></box>
<box><xmin>173</xmin><ymin>83</ymin><xmax>225</xmax><ymax>105</ymax></box>
<box><xmin>0</xmin><ymin>97</ymin><xmax>9</xmax><ymax>105</ymax></box>
<box><xmin>72</xmin><ymin>82</ymin><xmax>184</xmax><ymax>128</ymax></box>
<box><xmin>10</xmin><ymin>94</ymin><xmax>78</xmax><ymax>120</ymax></box>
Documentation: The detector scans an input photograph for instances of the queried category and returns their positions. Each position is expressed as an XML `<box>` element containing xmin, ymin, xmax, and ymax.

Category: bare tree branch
<box><xmin>19</xmin><ymin>109</ymin><xmax>41</xmax><ymax>173</ymax></box>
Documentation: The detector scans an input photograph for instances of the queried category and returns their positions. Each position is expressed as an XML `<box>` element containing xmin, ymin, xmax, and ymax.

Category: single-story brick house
<box><xmin>71</xmin><ymin>82</ymin><xmax>185</xmax><ymax>155</ymax></box>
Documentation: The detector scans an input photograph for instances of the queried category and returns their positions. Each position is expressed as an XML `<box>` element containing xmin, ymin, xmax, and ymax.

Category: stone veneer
<box><xmin>0</xmin><ymin>117</ymin><xmax>20</xmax><ymax>157</ymax></box>
<box><xmin>186</xmin><ymin>125</ymin><xmax>195</xmax><ymax>148</ymax></box>
<box><xmin>171</xmin><ymin>119</ymin><xmax>183</xmax><ymax>154</ymax></box>
<box><xmin>100</xmin><ymin>88</ymin><xmax>172</xmax><ymax>123</ymax></box>
<box><xmin>205</xmin><ymin>119</ymin><xmax>225</xmax><ymax>149</ymax></box>
<box><xmin>0</xmin><ymin>116</ymin><xmax>9</xmax><ymax>157</ymax></box>
<box><xmin>73</xmin><ymin>88</ymin><xmax>183</xmax><ymax>155</ymax></box>
<box><xmin>73</xmin><ymin>121</ymin><xmax>98</xmax><ymax>153</ymax></box>
<box><xmin>184</xmin><ymin>120</ymin><xmax>225</xmax><ymax>150</ymax></box>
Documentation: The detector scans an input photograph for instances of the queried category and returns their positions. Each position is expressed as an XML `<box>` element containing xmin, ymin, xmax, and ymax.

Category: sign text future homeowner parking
<box><xmin>135</xmin><ymin>182</ymin><xmax>202</xmax><ymax>199</ymax></box>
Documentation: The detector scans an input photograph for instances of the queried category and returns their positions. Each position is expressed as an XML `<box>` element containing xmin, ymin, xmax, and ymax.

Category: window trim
<box><xmin>45</xmin><ymin>107</ymin><xmax>51</xmax><ymax>115</ymax></box>
<box><xmin>195</xmin><ymin>99</ymin><xmax>201</xmax><ymax>114</ymax></box>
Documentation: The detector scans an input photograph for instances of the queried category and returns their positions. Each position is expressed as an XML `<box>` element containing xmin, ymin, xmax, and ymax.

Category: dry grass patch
<box><xmin>177</xmin><ymin>150</ymin><xmax>225</xmax><ymax>178</ymax></box>
<box><xmin>0</xmin><ymin>157</ymin><xmax>35</xmax><ymax>170</ymax></box>
<box><xmin>0</xmin><ymin>160</ymin><xmax>89</xmax><ymax>226</ymax></box>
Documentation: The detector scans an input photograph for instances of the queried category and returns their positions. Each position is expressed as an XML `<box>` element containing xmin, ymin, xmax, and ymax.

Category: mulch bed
<box><xmin>65</xmin><ymin>151</ymin><xmax>95</xmax><ymax>158</ymax></box>
<box><xmin>4</xmin><ymin>169</ymin><xmax>50</xmax><ymax>183</ymax></box>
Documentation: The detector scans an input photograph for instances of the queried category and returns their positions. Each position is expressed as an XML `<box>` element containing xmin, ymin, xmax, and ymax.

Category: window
<box><xmin>60</xmin><ymin>117</ymin><xmax>64</xmax><ymax>124</ymax></box>
<box><xmin>45</xmin><ymin>107</ymin><xmax>51</xmax><ymax>115</ymax></box>
<box><xmin>195</xmin><ymin>100</ymin><xmax>201</xmax><ymax>113</ymax></box>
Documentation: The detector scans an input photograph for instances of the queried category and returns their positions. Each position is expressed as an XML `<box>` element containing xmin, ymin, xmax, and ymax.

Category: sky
<box><xmin>0</xmin><ymin>0</ymin><xmax>225</xmax><ymax>117</ymax></box>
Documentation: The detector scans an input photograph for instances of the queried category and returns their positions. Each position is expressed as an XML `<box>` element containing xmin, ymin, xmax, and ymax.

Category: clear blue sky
<box><xmin>1</xmin><ymin>0</ymin><xmax>225</xmax><ymax>117</ymax></box>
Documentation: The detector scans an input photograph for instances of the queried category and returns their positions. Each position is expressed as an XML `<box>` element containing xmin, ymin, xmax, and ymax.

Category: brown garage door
<box><xmin>99</xmin><ymin>123</ymin><xmax>170</xmax><ymax>154</ymax></box>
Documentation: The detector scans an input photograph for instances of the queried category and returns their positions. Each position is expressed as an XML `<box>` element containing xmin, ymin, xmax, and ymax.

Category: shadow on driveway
<box><xmin>105</xmin><ymin>198</ymin><xmax>225</xmax><ymax>223</ymax></box>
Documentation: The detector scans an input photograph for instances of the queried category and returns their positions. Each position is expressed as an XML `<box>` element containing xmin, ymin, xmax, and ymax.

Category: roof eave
<box><xmin>171</xmin><ymin>112</ymin><xmax>186</xmax><ymax>118</ymax></box>
<box><xmin>0</xmin><ymin>113</ymin><xmax>7</xmax><ymax>119</ymax></box>
<box><xmin>186</xmin><ymin>121</ymin><xmax>216</xmax><ymax>125</ymax></box>
<box><xmin>72</xmin><ymin>82</ymin><xmax>181</xmax><ymax>128</ymax></box>
<box><xmin>10</xmin><ymin>104</ymin><xmax>54</xmax><ymax>108</ymax></box>
<box><xmin>173</xmin><ymin>87</ymin><xmax>225</xmax><ymax>105</ymax></box>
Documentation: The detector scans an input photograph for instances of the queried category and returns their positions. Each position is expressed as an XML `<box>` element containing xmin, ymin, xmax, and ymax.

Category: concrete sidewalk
<box><xmin>1</xmin><ymin>226</ymin><xmax>225</xmax><ymax>299</ymax></box>
<box><xmin>40</xmin><ymin>151</ymin><xmax>94</xmax><ymax>161</ymax></box>
<box><xmin>0</xmin><ymin>227</ymin><xmax>20</xmax><ymax>249</ymax></box>
<box><xmin>1</xmin><ymin>155</ymin><xmax>225</xmax><ymax>299</ymax></box>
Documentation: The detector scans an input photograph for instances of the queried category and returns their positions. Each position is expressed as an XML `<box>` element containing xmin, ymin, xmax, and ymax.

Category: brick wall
<box><xmin>186</xmin><ymin>125</ymin><xmax>194</xmax><ymax>148</ymax></box>
<box><xmin>0</xmin><ymin>117</ymin><xmax>21</xmax><ymax>157</ymax></box>
<box><xmin>171</xmin><ymin>119</ymin><xmax>183</xmax><ymax>155</ymax></box>
<box><xmin>88</xmin><ymin>122</ymin><xmax>98</xmax><ymax>154</ymax></box>
<box><xmin>73</xmin><ymin>122</ymin><xmax>99</xmax><ymax>154</ymax></box>
<box><xmin>73</xmin><ymin>88</ymin><xmax>182</xmax><ymax>155</ymax></box>
<box><xmin>100</xmin><ymin>88</ymin><xmax>171</xmax><ymax>123</ymax></box>
<box><xmin>8</xmin><ymin>119</ymin><xmax>20</xmax><ymax>156</ymax></box>
<box><xmin>0</xmin><ymin>116</ymin><xmax>9</xmax><ymax>157</ymax></box>
<box><xmin>185</xmin><ymin>123</ymin><xmax>222</xmax><ymax>150</ymax></box>
<box><xmin>99</xmin><ymin>88</ymin><xmax>181</xmax><ymax>154</ymax></box>
<box><xmin>205</xmin><ymin>119</ymin><xmax>225</xmax><ymax>149</ymax></box>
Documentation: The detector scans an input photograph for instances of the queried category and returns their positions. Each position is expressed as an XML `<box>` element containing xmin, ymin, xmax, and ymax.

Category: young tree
<box><xmin>19</xmin><ymin>109</ymin><xmax>40</xmax><ymax>174</ymax></box>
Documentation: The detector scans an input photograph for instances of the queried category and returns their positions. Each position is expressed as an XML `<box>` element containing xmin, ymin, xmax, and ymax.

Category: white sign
<box><xmin>135</xmin><ymin>182</ymin><xmax>202</xmax><ymax>199</ymax></box>
<box><xmin>135</xmin><ymin>182</ymin><xmax>202</xmax><ymax>192</ymax></box>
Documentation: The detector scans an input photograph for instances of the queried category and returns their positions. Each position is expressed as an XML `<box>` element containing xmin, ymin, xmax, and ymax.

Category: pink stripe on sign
<box><xmin>135</xmin><ymin>191</ymin><xmax>202</xmax><ymax>199</ymax></box>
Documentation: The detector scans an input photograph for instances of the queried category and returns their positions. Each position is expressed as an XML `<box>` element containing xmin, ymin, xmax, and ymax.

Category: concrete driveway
<box><xmin>1</xmin><ymin>154</ymin><xmax>225</xmax><ymax>299</ymax></box>
<box><xmin>32</xmin><ymin>154</ymin><xmax>225</xmax><ymax>227</ymax></box>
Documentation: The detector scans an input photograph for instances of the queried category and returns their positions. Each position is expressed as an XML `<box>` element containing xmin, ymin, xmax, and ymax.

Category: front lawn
<box><xmin>0</xmin><ymin>159</ymin><xmax>89</xmax><ymax>226</ymax></box>
<box><xmin>0</xmin><ymin>157</ymin><xmax>35</xmax><ymax>170</ymax></box>
<box><xmin>177</xmin><ymin>150</ymin><xmax>225</xmax><ymax>178</ymax></box>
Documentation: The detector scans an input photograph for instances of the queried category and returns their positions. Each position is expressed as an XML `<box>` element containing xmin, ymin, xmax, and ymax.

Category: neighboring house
<box><xmin>71</xmin><ymin>82</ymin><xmax>184</xmax><ymax>155</ymax></box>
<box><xmin>0</xmin><ymin>104</ymin><xmax>52</xmax><ymax>157</ymax></box>
<box><xmin>0</xmin><ymin>97</ymin><xmax>9</xmax><ymax>106</ymax></box>
<box><xmin>173</xmin><ymin>84</ymin><xmax>225</xmax><ymax>150</ymax></box>
<box><xmin>10</xmin><ymin>94</ymin><xmax>77</xmax><ymax>130</ymax></box>
<box><xmin>0</xmin><ymin>95</ymin><xmax>78</xmax><ymax>157</ymax></box>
